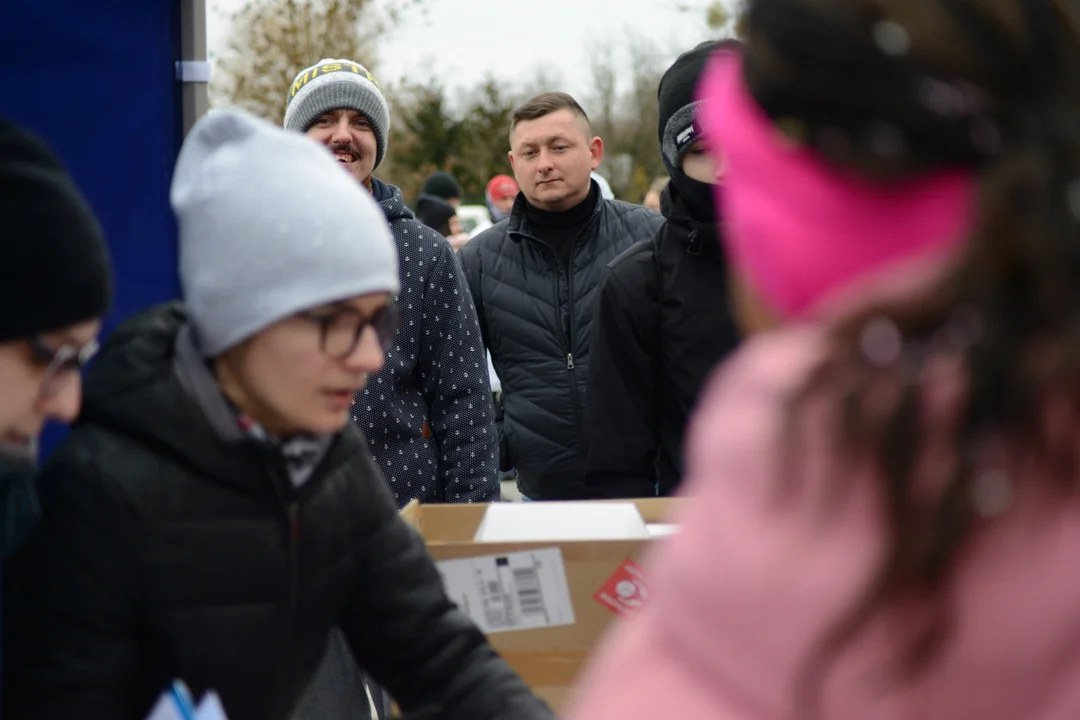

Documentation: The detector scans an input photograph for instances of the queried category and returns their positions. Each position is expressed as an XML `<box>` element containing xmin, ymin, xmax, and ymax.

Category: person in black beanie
<box><xmin>0</xmin><ymin>117</ymin><xmax>113</xmax><ymax>559</ymax></box>
<box><xmin>415</xmin><ymin>193</ymin><xmax>461</xmax><ymax>237</ymax></box>
<box><xmin>420</xmin><ymin>171</ymin><xmax>462</xmax><ymax>208</ymax></box>
<box><xmin>584</xmin><ymin>39</ymin><xmax>742</xmax><ymax>498</ymax></box>
<box><xmin>415</xmin><ymin>192</ymin><xmax>470</xmax><ymax>253</ymax></box>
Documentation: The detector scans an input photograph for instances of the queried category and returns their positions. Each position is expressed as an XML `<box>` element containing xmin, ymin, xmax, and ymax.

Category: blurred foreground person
<box><xmin>568</xmin><ymin>2</ymin><xmax>1080</xmax><ymax>718</ymax></box>
<box><xmin>0</xmin><ymin>118</ymin><xmax>112</xmax><ymax>560</ymax></box>
<box><xmin>3</xmin><ymin>110</ymin><xmax>553</xmax><ymax>720</ymax></box>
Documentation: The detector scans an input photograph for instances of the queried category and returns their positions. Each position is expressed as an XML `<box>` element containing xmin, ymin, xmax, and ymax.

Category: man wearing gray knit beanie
<box><xmin>3</xmin><ymin>109</ymin><xmax>553</xmax><ymax>720</ymax></box>
<box><xmin>283</xmin><ymin>59</ymin><xmax>499</xmax><ymax>508</ymax></box>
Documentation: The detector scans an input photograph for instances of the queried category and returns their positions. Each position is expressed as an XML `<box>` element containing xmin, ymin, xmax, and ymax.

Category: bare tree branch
<box><xmin>210</xmin><ymin>0</ymin><xmax>415</xmax><ymax>123</ymax></box>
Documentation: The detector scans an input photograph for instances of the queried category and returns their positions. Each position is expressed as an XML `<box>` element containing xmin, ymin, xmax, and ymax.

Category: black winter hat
<box><xmin>0</xmin><ymin>118</ymin><xmax>113</xmax><ymax>341</ymax></box>
<box><xmin>657</xmin><ymin>39</ymin><xmax>741</xmax><ymax>221</ymax></box>
<box><xmin>415</xmin><ymin>194</ymin><xmax>457</xmax><ymax>236</ymax></box>
<box><xmin>658</xmin><ymin>39</ymin><xmax>743</xmax><ymax>167</ymax></box>
<box><xmin>420</xmin><ymin>171</ymin><xmax>462</xmax><ymax>202</ymax></box>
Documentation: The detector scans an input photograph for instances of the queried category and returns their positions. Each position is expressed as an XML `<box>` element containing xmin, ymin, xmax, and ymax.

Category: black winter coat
<box><xmin>584</xmin><ymin>186</ymin><xmax>740</xmax><ymax>497</ymax></box>
<box><xmin>1</xmin><ymin>304</ymin><xmax>552</xmax><ymax>720</ymax></box>
<box><xmin>359</xmin><ymin>178</ymin><xmax>498</xmax><ymax>508</ymax></box>
<box><xmin>459</xmin><ymin>185</ymin><xmax>663</xmax><ymax>499</ymax></box>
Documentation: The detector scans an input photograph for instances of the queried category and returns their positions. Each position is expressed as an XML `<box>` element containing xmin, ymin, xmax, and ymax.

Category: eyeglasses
<box><xmin>299</xmin><ymin>304</ymin><xmax>400</xmax><ymax>360</ymax></box>
<box><xmin>27</xmin><ymin>336</ymin><xmax>100</xmax><ymax>398</ymax></box>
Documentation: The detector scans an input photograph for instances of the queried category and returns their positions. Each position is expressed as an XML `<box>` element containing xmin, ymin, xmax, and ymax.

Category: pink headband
<box><xmin>697</xmin><ymin>50</ymin><xmax>976</xmax><ymax>320</ymax></box>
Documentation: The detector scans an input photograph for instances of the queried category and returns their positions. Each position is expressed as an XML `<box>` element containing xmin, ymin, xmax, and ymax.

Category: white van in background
<box><xmin>457</xmin><ymin>205</ymin><xmax>494</xmax><ymax>238</ymax></box>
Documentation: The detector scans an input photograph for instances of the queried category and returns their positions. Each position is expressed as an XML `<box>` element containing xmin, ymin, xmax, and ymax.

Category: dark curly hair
<box><xmin>739</xmin><ymin>0</ymin><xmax>1080</xmax><ymax>705</ymax></box>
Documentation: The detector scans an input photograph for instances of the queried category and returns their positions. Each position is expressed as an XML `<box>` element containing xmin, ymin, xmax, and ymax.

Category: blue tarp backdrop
<box><xmin>2</xmin><ymin>2</ymin><xmax>185</xmax><ymax>453</ymax></box>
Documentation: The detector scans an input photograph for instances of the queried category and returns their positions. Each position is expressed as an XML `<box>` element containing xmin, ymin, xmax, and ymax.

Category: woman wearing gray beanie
<box><xmin>2</xmin><ymin>110</ymin><xmax>552</xmax><ymax>720</ymax></box>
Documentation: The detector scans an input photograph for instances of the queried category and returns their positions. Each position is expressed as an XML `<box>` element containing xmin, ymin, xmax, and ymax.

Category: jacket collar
<box><xmin>80</xmin><ymin>304</ymin><xmax>358</xmax><ymax>501</ymax></box>
<box><xmin>506</xmin><ymin>179</ymin><xmax>605</xmax><ymax>242</ymax></box>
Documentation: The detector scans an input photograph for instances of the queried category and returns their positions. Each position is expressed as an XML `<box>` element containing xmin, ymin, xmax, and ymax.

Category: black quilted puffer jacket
<box><xmin>459</xmin><ymin>184</ymin><xmax>663</xmax><ymax>499</ymax></box>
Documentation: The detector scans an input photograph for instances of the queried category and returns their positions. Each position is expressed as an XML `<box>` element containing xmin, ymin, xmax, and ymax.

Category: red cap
<box><xmin>486</xmin><ymin>174</ymin><xmax>519</xmax><ymax>201</ymax></box>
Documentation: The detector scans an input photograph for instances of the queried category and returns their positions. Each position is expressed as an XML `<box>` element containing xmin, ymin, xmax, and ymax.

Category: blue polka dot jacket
<box><xmin>354</xmin><ymin>178</ymin><xmax>499</xmax><ymax>507</ymax></box>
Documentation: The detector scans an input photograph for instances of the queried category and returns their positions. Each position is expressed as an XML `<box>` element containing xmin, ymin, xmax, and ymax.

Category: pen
<box><xmin>169</xmin><ymin>680</ymin><xmax>197</xmax><ymax>720</ymax></box>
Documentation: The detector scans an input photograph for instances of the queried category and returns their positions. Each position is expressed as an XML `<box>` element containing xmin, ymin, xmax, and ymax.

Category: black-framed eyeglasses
<box><xmin>299</xmin><ymin>303</ymin><xmax>400</xmax><ymax>360</ymax></box>
<box><xmin>27</xmin><ymin>336</ymin><xmax>100</xmax><ymax>398</ymax></box>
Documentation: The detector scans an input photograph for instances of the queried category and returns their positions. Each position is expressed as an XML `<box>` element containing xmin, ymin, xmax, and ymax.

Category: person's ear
<box><xmin>589</xmin><ymin>136</ymin><xmax>604</xmax><ymax>170</ymax></box>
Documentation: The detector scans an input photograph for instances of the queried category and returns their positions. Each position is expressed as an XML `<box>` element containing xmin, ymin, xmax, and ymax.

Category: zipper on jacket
<box><xmin>520</xmin><ymin>228</ymin><xmax>588</xmax><ymax>460</ymax></box>
<box><xmin>686</xmin><ymin>230</ymin><xmax>702</xmax><ymax>256</ymax></box>
<box><xmin>512</xmin><ymin>215</ymin><xmax>600</xmax><ymax>488</ymax></box>
<box><xmin>565</xmin><ymin>256</ymin><xmax>587</xmax><ymax>465</ymax></box>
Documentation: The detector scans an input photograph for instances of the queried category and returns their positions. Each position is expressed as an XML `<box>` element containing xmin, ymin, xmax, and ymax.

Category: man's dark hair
<box><xmin>510</xmin><ymin>92</ymin><xmax>591</xmax><ymax>138</ymax></box>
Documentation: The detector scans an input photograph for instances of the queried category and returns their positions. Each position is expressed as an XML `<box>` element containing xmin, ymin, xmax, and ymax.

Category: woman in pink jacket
<box><xmin>566</xmin><ymin>1</ymin><xmax>1080</xmax><ymax>719</ymax></box>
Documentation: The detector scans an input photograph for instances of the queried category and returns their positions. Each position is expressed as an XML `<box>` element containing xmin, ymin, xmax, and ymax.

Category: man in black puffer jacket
<box><xmin>459</xmin><ymin>92</ymin><xmax>663</xmax><ymax>501</ymax></box>
<box><xmin>584</xmin><ymin>41</ymin><xmax>743</xmax><ymax>499</ymax></box>
<box><xmin>2</xmin><ymin>111</ymin><xmax>552</xmax><ymax>720</ymax></box>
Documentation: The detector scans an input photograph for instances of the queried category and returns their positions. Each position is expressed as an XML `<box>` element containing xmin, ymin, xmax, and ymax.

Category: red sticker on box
<box><xmin>593</xmin><ymin>559</ymin><xmax>649</xmax><ymax>617</ymax></box>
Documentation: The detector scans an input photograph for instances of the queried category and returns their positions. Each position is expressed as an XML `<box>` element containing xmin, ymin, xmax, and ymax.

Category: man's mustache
<box><xmin>329</xmin><ymin>144</ymin><xmax>360</xmax><ymax>161</ymax></box>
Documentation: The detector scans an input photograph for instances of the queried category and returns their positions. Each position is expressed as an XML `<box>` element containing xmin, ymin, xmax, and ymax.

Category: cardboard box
<box><xmin>399</xmin><ymin>498</ymin><xmax>678</xmax><ymax>711</ymax></box>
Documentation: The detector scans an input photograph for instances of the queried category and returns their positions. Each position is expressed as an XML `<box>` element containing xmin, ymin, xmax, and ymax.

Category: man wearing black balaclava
<box><xmin>583</xmin><ymin>40</ymin><xmax>742</xmax><ymax>498</ymax></box>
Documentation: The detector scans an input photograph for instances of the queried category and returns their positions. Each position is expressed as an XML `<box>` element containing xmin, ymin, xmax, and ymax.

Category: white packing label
<box><xmin>437</xmin><ymin>547</ymin><xmax>576</xmax><ymax>634</ymax></box>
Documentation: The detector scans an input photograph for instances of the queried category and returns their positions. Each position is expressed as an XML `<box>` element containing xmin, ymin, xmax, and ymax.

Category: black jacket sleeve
<box><xmin>583</xmin><ymin>249</ymin><xmax>662</xmax><ymax>498</ymax></box>
<box><xmin>340</xmin><ymin>451</ymin><xmax>553</xmax><ymax>720</ymax></box>
<box><xmin>3</xmin><ymin>444</ymin><xmax>143</xmax><ymax>719</ymax></box>
<box><xmin>458</xmin><ymin>241</ymin><xmax>512</xmax><ymax>472</ymax></box>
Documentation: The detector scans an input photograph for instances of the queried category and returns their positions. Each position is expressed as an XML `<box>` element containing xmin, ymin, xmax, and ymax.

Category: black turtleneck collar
<box><xmin>518</xmin><ymin>180</ymin><xmax>601</xmax><ymax>266</ymax></box>
<box><xmin>524</xmin><ymin>180</ymin><xmax>600</xmax><ymax>229</ymax></box>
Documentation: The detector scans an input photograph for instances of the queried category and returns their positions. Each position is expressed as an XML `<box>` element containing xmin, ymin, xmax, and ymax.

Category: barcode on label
<box><xmin>437</xmin><ymin>547</ymin><xmax>575</xmax><ymax>634</ymax></box>
<box><xmin>485</xmin><ymin>605</ymin><xmax>509</xmax><ymax>630</ymax></box>
<box><xmin>512</xmin><ymin>567</ymin><xmax>547</xmax><ymax>620</ymax></box>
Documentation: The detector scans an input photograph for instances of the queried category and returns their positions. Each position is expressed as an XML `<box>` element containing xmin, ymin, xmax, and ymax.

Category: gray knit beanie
<box><xmin>283</xmin><ymin>58</ymin><xmax>390</xmax><ymax>170</ymax></box>
<box><xmin>171</xmin><ymin>109</ymin><xmax>400</xmax><ymax>358</ymax></box>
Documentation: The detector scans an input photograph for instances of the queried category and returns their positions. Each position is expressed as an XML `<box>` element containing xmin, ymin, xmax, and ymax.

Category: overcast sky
<box><xmin>206</xmin><ymin>0</ymin><xmax>723</xmax><ymax>102</ymax></box>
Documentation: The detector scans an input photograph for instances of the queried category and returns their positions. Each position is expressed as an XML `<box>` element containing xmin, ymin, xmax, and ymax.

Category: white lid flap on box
<box><xmin>473</xmin><ymin>502</ymin><xmax>649</xmax><ymax>542</ymax></box>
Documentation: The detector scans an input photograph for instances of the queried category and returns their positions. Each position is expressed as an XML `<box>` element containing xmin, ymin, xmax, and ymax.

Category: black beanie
<box><xmin>420</xmin><ymin>171</ymin><xmax>462</xmax><ymax>202</ymax></box>
<box><xmin>415</xmin><ymin>194</ymin><xmax>458</xmax><ymax>237</ymax></box>
<box><xmin>0</xmin><ymin>118</ymin><xmax>113</xmax><ymax>341</ymax></box>
<box><xmin>658</xmin><ymin>39</ymin><xmax>741</xmax><ymax>221</ymax></box>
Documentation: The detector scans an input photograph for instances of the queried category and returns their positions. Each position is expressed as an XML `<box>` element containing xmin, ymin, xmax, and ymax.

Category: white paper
<box><xmin>144</xmin><ymin>688</ymin><xmax>229</xmax><ymax>720</ymax></box>
<box><xmin>473</xmin><ymin>502</ymin><xmax>649</xmax><ymax>542</ymax></box>
<box><xmin>437</xmin><ymin>548</ymin><xmax>575</xmax><ymax>634</ymax></box>
<box><xmin>144</xmin><ymin>694</ymin><xmax>181</xmax><ymax>720</ymax></box>
<box><xmin>195</xmin><ymin>692</ymin><xmax>229</xmax><ymax>720</ymax></box>
<box><xmin>646</xmin><ymin>523</ymin><xmax>679</xmax><ymax>537</ymax></box>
